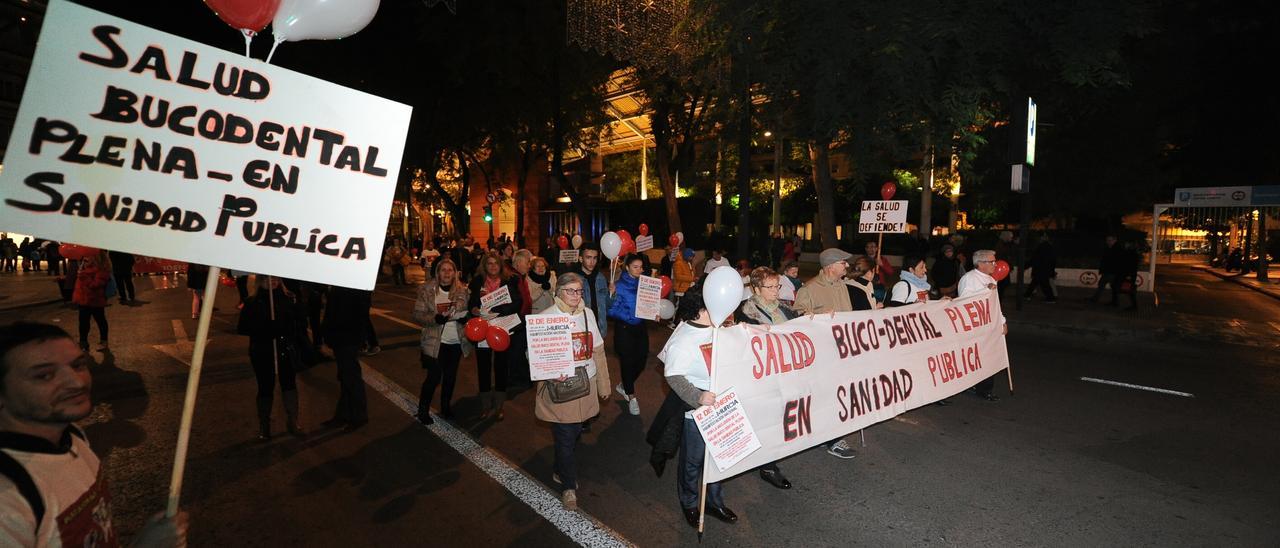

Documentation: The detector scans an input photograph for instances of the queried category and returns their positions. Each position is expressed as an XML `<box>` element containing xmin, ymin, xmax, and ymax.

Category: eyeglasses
<box><xmin>560</xmin><ymin>288</ymin><xmax>584</xmax><ymax>295</ymax></box>
<box><xmin>758</xmin><ymin>284</ymin><xmax>781</xmax><ymax>290</ymax></box>
<box><xmin>977</xmin><ymin>260</ymin><xmax>996</xmax><ymax>264</ymax></box>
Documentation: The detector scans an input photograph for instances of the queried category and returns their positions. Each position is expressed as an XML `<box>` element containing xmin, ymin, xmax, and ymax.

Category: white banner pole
<box><xmin>166</xmin><ymin>265</ymin><xmax>221</xmax><ymax>517</ymax></box>
<box><xmin>697</xmin><ymin>324</ymin><xmax>720</xmax><ymax>541</ymax></box>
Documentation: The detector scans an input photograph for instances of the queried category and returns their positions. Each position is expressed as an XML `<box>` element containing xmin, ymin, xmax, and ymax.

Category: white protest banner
<box><xmin>692</xmin><ymin>387</ymin><xmax>763</xmax><ymax>472</ymax></box>
<box><xmin>635</xmin><ymin>234</ymin><xmax>654</xmax><ymax>252</ymax></box>
<box><xmin>480</xmin><ymin>285</ymin><xmax>512</xmax><ymax>314</ymax></box>
<box><xmin>704</xmin><ymin>290</ymin><xmax>1009</xmax><ymax>482</ymax></box>
<box><xmin>858</xmin><ymin>200</ymin><xmax>909</xmax><ymax>233</ymax></box>
<box><xmin>525</xmin><ymin>313</ymin><xmax>576</xmax><ymax>381</ymax></box>
<box><xmin>489</xmin><ymin>314</ymin><xmax>522</xmax><ymax>333</ymax></box>
<box><xmin>559</xmin><ymin>249</ymin><xmax>580</xmax><ymax>264</ymax></box>
<box><xmin>0</xmin><ymin>0</ymin><xmax>411</xmax><ymax>290</ymax></box>
<box><xmin>635</xmin><ymin>275</ymin><xmax>663</xmax><ymax>320</ymax></box>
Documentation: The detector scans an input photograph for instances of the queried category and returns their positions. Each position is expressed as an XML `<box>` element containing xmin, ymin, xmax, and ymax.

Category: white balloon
<box><xmin>675</xmin><ymin>231</ymin><xmax>684</xmax><ymax>246</ymax></box>
<box><xmin>600</xmin><ymin>231</ymin><xmax>622</xmax><ymax>260</ymax></box>
<box><xmin>273</xmin><ymin>0</ymin><xmax>380</xmax><ymax>42</ymax></box>
<box><xmin>571</xmin><ymin>234</ymin><xmax>584</xmax><ymax>249</ymax></box>
<box><xmin>658</xmin><ymin>299</ymin><xmax>676</xmax><ymax>320</ymax></box>
<box><xmin>704</xmin><ymin>266</ymin><xmax>743</xmax><ymax>325</ymax></box>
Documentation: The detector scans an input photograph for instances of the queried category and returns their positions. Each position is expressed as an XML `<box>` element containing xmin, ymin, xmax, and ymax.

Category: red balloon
<box><xmin>992</xmin><ymin>260</ymin><xmax>1011</xmax><ymax>282</ymax></box>
<box><xmin>203</xmin><ymin>0</ymin><xmax>282</xmax><ymax>33</ymax></box>
<box><xmin>59</xmin><ymin>244</ymin><xmax>98</xmax><ymax>260</ymax></box>
<box><xmin>219</xmin><ymin>276</ymin><xmax>237</xmax><ymax>287</ymax></box>
<box><xmin>619</xmin><ymin>240</ymin><xmax>636</xmax><ymax>256</ymax></box>
<box><xmin>880</xmin><ymin>181</ymin><xmax>897</xmax><ymax>200</ymax></box>
<box><xmin>616</xmin><ymin>229</ymin><xmax>632</xmax><ymax>242</ymax></box>
<box><xmin>668</xmin><ymin>234</ymin><xmax>681</xmax><ymax>248</ymax></box>
<box><xmin>465</xmin><ymin>318</ymin><xmax>489</xmax><ymax>342</ymax></box>
<box><xmin>638</xmin><ymin>223</ymin><xmax>650</xmax><ymax>236</ymax></box>
<box><xmin>486</xmin><ymin>326</ymin><xmax>511</xmax><ymax>351</ymax></box>
<box><xmin>557</xmin><ymin>235</ymin><xmax>570</xmax><ymax>250</ymax></box>
<box><xmin>660</xmin><ymin>275</ymin><xmax>673</xmax><ymax>298</ymax></box>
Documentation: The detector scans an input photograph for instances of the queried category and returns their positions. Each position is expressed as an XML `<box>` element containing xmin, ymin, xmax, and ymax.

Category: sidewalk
<box><xmin>1194</xmin><ymin>265</ymin><xmax>1280</xmax><ymax>301</ymax></box>
<box><xmin>0</xmin><ymin>269</ymin><xmax>67</xmax><ymax>311</ymax></box>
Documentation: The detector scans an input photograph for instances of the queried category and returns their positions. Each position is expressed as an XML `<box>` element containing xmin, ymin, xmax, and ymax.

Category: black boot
<box><xmin>256</xmin><ymin>395</ymin><xmax>273</xmax><ymax>440</ymax></box>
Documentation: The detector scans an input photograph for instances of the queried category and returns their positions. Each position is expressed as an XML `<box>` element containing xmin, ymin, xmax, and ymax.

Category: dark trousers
<box><xmin>614</xmin><ymin>321</ymin><xmax>649</xmax><ymax>395</ymax></box>
<box><xmin>976</xmin><ymin>376</ymin><xmax>996</xmax><ymax>396</ymax></box>
<box><xmin>306</xmin><ymin>293</ymin><xmax>324</xmax><ymax>347</ymax></box>
<box><xmin>364</xmin><ymin>316</ymin><xmax>380</xmax><ymax>349</ymax></box>
<box><xmin>332</xmin><ymin>344</ymin><xmax>368</xmax><ymax>423</ymax></box>
<box><xmin>506</xmin><ymin>330</ymin><xmax>530</xmax><ymax>387</ymax></box>
<box><xmin>47</xmin><ymin>259</ymin><xmax>61</xmax><ymax>275</ymax></box>
<box><xmin>1024</xmin><ymin>276</ymin><xmax>1055</xmax><ymax>300</ymax></box>
<box><xmin>551</xmin><ymin>422</ymin><xmax>583</xmax><ymax>490</ymax></box>
<box><xmin>250</xmin><ymin>339</ymin><xmax>297</xmax><ymax>399</ymax></box>
<box><xmin>475</xmin><ymin>347</ymin><xmax>507</xmax><ymax>393</ymax></box>
<box><xmin>78</xmin><ymin>306</ymin><xmax>108</xmax><ymax>345</ymax></box>
<box><xmin>235</xmin><ymin>275</ymin><xmax>250</xmax><ymax>304</ymax></box>
<box><xmin>420</xmin><ymin>344</ymin><xmax>462</xmax><ymax>414</ymax></box>
<box><xmin>391</xmin><ymin>264</ymin><xmax>406</xmax><ymax>285</ymax></box>
<box><xmin>678</xmin><ymin>418</ymin><xmax>723</xmax><ymax>510</ymax></box>
<box><xmin>112</xmin><ymin>266</ymin><xmax>135</xmax><ymax>301</ymax></box>
<box><xmin>1090</xmin><ymin>274</ymin><xmax>1116</xmax><ymax>301</ymax></box>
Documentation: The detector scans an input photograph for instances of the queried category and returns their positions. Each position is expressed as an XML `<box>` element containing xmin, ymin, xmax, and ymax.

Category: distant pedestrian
<box><xmin>322</xmin><ymin>286</ymin><xmax>371</xmax><ymax>431</ymax></box>
<box><xmin>108</xmin><ymin>250</ymin><xmax>136</xmax><ymax>303</ymax></box>
<box><xmin>863</xmin><ymin>240</ymin><xmax>895</xmax><ymax>303</ymax></box>
<box><xmin>43</xmin><ymin>241</ymin><xmax>62</xmax><ymax>276</ymax></box>
<box><xmin>525</xmin><ymin>257</ymin><xmax>558</xmax><ymax>315</ymax></box>
<box><xmin>845</xmin><ymin>256</ymin><xmax>877</xmax><ymax>311</ymax></box>
<box><xmin>18</xmin><ymin>238</ymin><xmax>33</xmax><ymax>272</ymax></box>
<box><xmin>778</xmin><ymin>261</ymin><xmax>802</xmax><ymax>305</ymax></box>
<box><xmin>701</xmin><ymin>249</ymin><xmax>729</xmax><ymax>275</ymax></box>
<box><xmin>187</xmin><ymin>262</ymin><xmax>210</xmax><ymax>319</ymax></box>
<box><xmin>0</xmin><ymin>234</ymin><xmax>15</xmax><ymax>272</ymax></box>
<box><xmin>931</xmin><ymin>244</ymin><xmax>963</xmax><ymax>298</ymax></box>
<box><xmin>386</xmin><ymin>240</ymin><xmax>408</xmax><ymax>286</ymax></box>
<box><xmin>0</xmin><ymin>322</ymin><xmax>188</xmax><ymax>547</ymax></box>
<box><xmin>1225</xmin><ymin>248</ymin><xmax>1243</xmax><ymax>273</ymax></box>
<box><xmin>1117</xmin><ymin>241</ymin><xmax>1140</xmax><ymax>311</ymax></box>
<box><xmin>1023</xmin><ymin>235</ymin><xmax>1058</xmax><ymax>303</ymax></box>
<box><xmin>72</xmin><ymin>251</ymin><xmax>112</xmax><ymax>352</ymax></box>
<box><xmin>1089</xmin><ymin>235</ymin><xmax>1123</xmax><ymax>303</ymax></box>
<box><xmin>411</xmin><ymin>259</ymin><xmax>471</xmax><ymax>424</ymax></box>
<box><xmin>609</xmin><ymin>253</ymin><xmax>653</xmax><ymax>415</ymax></box>
<box><xmin>533</xmin><ymin>273</ymin><xmax>610</xmax><ymax>511</ymax></box>
<box><xmin>237</xmin><ymin>276</ymin><xmax>306</xmax><ymax>440</ymax></box>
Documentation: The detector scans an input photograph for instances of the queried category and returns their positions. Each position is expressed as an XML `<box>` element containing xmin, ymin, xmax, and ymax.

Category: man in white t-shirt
<box><xmin>957</xmin><ymin>249</ymin><xmax>1007</xmax><ymax>402</ymax></box>
<box><xmin>701</xmin><ymin>249</ymin><xmax>729</xmax><ymax>275</ymax></box>
<box><xmin>0</xmin><ymin>322</ymin><xmax>186</xmax><ymax>547</ymax></box>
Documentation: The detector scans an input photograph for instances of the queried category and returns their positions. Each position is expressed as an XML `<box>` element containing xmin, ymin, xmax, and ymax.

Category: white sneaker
<box><xmin>562</xmin><ymin>489</ymin><xmax>577</xmax><ymax>510</ymax></box>
<box><xmin>628</xmin><ymin>397</ymin><xmax>640</xmax><ymax>416</ymax></box>
<box><xmin>615</xmin><ymin>383</ymin><xmax>629</xmax><ymax>400</ymax></box>
<box><xmin>826</xmin><ymin>439</ymin><xmax>857</xmax><ymax>459</ymax></box>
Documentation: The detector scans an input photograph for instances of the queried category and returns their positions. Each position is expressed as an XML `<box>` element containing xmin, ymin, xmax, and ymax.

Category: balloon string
<box><xmin>241</xmin><ymin>29</ymin><xmax>254</xmax><ymax>58</ymax></box>
<box><xmin>266</xmin><ymin>37</ymin><xmax>283</xmax><ymax>64</ymax></box>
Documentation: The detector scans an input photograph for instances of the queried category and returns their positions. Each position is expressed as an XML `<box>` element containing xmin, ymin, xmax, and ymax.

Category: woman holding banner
<box><xmin>412</xmin><ymin>258</ymin><xmax>472</xmax><ymax>424</ymax></box>
<box><xmin>733</xmin><ymin>267</ymin><xmax>798</xmax><ymax>490</ymax></box>
<box><xmin>658</xmin><ymin>282</ymin><xmax>738</xmax><ymax>527</ymax></box>
<box><xmin>468</xmin><ymin>253</ymin><xmax>523</xmax><ymax>420</ymax></box>
<box><xmin>532</xmin><ymin>272</ymin><xmax>610</xmax><ymax>510</ymax></box>
<box><xmin>608</xmin><ymin>253</ymin><xmax>651</xmax><ymax>416</ymax></box>
<box><xmin>888</xmin><ymin>255</ymin><xmax>931</xmax><ymax>306</ymax></box>
<box><xmin>72</xmin><ymin>250</ymin><xmax>112</xmax><ymax>351</ymax></box>
<box><xmin>237</xmin><ymin>276</ymin><xmax>305</xmax><ymax>440</ymax></box>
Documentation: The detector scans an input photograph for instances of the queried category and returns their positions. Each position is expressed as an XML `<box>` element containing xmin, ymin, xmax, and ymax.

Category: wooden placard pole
<box><xmin>166</xmin><ymin>265</ymin><xmax>221</xmax><ymax>517</ymax></box>
<box><xmin>697</xmin><ymin>324</ymin><xmax>721</xmax><ymax>542</ymax></box>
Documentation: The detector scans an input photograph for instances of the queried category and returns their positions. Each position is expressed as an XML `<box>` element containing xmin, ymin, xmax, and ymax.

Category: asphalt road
<box><xmin>1</xmin><ymin>265</ymin><xmax>1276</xmax><ymax>546</ymax></box>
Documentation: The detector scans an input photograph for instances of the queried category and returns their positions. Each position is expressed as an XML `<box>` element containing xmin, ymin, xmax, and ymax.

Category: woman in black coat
<box><xmin>238</xmin><ymin>276</ymin><xmax>306</xmax><ymax>439</ymax></box>
<box><xmin>467</xmin><ymin>252</ymin><xmax>524</xmax><ymax>420</ymax></box>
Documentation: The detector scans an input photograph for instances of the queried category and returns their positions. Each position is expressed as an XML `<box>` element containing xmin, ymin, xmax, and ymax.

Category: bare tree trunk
<box><xmin>809</xmin><ymin>138</ymin><xmax>838</xmax><ymax>249</ymax></box>
<box><xmin>652</xmin><ymin>101</ymin><xmax>683</xmax><ymax>236</ymax></box>
<box><xmin>734</xmin><ymin>84</ymin><xmax>753</xmax><ymax>261</ymax></box>
<box><xmin>424</xmin><ymin>151</ymin><xmax>469</xmax><ymax>231</ymax></box>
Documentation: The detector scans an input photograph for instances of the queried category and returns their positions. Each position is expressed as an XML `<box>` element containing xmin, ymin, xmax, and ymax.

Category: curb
<box><xmin>1194</xmin><ymin>266</ymin><xmax>1280</xmax><ymax>301</ymax></box>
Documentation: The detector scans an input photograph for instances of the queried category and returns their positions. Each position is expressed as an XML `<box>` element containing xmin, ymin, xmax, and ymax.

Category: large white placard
<box><xmin>858</xmin><ymin>200</ymin><xmax>909</xmax><ymax>233</ymax></box>
<box><xmin>0</xmin><ymin>0</ymin><xmax>412</xmax><ymax>289</ymax></box>
<box><xmin>704</xmin><ymin>290</ymin><xmax>1009</xmax><ymax>482</ymax></box>
<box><xmin>525</xmin><ymin>313</ymin><xmax>576</xmax><ymax>381</ymax></box>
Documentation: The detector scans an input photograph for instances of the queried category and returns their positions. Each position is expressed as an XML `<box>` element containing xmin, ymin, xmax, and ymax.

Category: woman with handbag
<box><xmin>412</xmin><ymin>258</ymin><xmax>472</xmax><ymax>424</ymax></box>
<box><xmin>533</xmin><ymin>272</ymin><xmax>610</xmax><ymax>511</ymax></box>
<box><xmin>237</xmin><ymin>275</ymin><xmax>306</xmax><ymax>440</ymax></box>
<box><xmin>468</xmin><ymin>252</ymin><xmax>524</xmax><ymax>420</ymax></box>
<box><xmin>72</xmin><ymin>250</ymin><xmax>112</xmax><ymax>352</ymax></box>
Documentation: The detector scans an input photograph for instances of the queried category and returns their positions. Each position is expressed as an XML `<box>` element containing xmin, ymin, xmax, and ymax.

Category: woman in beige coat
<box><xmin>534</xmin><ymin>272</ymin><xmax>610</xmax><ymax>511</ymax></box>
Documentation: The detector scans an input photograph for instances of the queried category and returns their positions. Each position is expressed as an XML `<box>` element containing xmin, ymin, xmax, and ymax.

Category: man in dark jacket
<box><xmin>107</xmin><ymin>250</ymin><xmax>136</xmax><ymax>303</ymax></box>
<box><xmin>1089</xmin><ymin>235</ymin><xmax>1124</xmax><ymax>303</ymax></box>
<box><xmin>321</xmin><ymin>287</ymin><xmax>370</xmax><ymax>431</ymax></box>
<box><xmin>1023</xmin><ymin>235</ymin><xmax>1057</xmax><ymax>303</ymax></box>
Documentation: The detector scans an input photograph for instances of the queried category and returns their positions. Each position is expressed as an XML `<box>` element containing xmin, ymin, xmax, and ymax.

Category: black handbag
<box><xmin>547</xmin><ymin>365</ymin><xmax>590</xmax><ymax>403</ymax></box>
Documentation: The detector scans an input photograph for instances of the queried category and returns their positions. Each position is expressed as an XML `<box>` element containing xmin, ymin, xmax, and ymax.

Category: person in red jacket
<box><xmin>71</xmin><ymin>251</ymin><xmax>111</xmax><ymax>352</ymax></box>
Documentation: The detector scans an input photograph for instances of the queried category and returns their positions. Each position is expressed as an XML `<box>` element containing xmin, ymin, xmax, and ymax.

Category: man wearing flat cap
<box><xmin>791</xmin><ymin>248</ymin><xmax>858</xmax><ymax>459</ymax></box>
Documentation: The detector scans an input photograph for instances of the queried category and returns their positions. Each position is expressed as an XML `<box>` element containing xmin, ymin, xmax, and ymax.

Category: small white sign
<box><xmin>489</xmin><ymin>313</ymin><xmax>522</xmax><ymax>333</ymax></box>
<box><xmin>692</xmin><ymin>387</ymin><xmax>762</xmax><ymax>472</ymax></box>
<box><xmin>858</xmin><ymin>200</ymin><xmax>909</xmax><ymax>233</ymax></box>
<box><xmin>559</xmin><ymin>249</ymin><xmax>580</xmax><ymax>264</ymax></box>
<box><xmin>635</xmin><ymin>235</ymin><xmax>654</xmax><ymax>252</ymax></box>
<box><xmin>634</xmin><ymin>275</ymin><xmax>663</xmax><ymax>320</ymax></box>
<box><xmin>479</xmin><ymin>285</ymin><xmax>512</xmax><ymax>314</ymax></box>
<box><xmin>525</xmin><ymin>313</ymin><xmax>576</xmax><ymax>381</ymax></box>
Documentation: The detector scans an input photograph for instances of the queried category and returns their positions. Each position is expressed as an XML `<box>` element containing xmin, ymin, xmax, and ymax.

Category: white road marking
<box><xmin>359</xmin><ymin>362</ymin><xmax>632</xmax><ymax>547</ymax></box>
<box><xmin>1079</xmin><ymin>377</ymin><xmax>1194</xmax><ymax>398</ymax></box>
<box><xmin>370</xmin><ymin>307</ymin><xmax>422</xmax><ymax>330</ymax></box>
<box><xmin>893</xmin><ymin>416</ymin><xmax>920</xmax><ymax>426</ymax></box>
<box><xmin>152</xmin><ymin>320</ymin><xmax>200</xmax><ymax>366</ymax></box>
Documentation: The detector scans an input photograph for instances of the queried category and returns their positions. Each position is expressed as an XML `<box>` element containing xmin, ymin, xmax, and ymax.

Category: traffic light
<box><xmin>483</xmin><ymin>205</ymin><xmax>493</xmax><ymax>223</ymax></box>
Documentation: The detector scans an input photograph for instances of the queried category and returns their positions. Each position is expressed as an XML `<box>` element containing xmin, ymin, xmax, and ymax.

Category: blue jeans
<box><xmin>677</xmin><ymin>418</ymin><xmax>723</xmax><ymax>510</ymax></box>
<box><xmin>551</xmin><ymin>422</ymin><xmax>583</xmax><ymax>490</ymax></box>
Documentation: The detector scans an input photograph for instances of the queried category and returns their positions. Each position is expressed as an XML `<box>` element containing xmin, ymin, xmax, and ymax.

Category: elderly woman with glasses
<box><xmin>732</xmin><ymin>267</ymin><xmax>800</xmax><ymax>490</ymax></box>
<box><xmin>533</xmin><ymin>272</ymin><xmax>611</xmax><ymax>511</ymax></box>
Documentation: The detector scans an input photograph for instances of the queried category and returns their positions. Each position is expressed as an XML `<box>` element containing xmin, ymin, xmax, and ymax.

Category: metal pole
<box><xmin>1016</xmin><ymin>189</ymin><xmax>1030</xmax><ymax>311</ymax></box>
<box><xmin>640</xmin><ymin>145</ymin><xmax>648</xmax><ymax>201</ymax></box>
